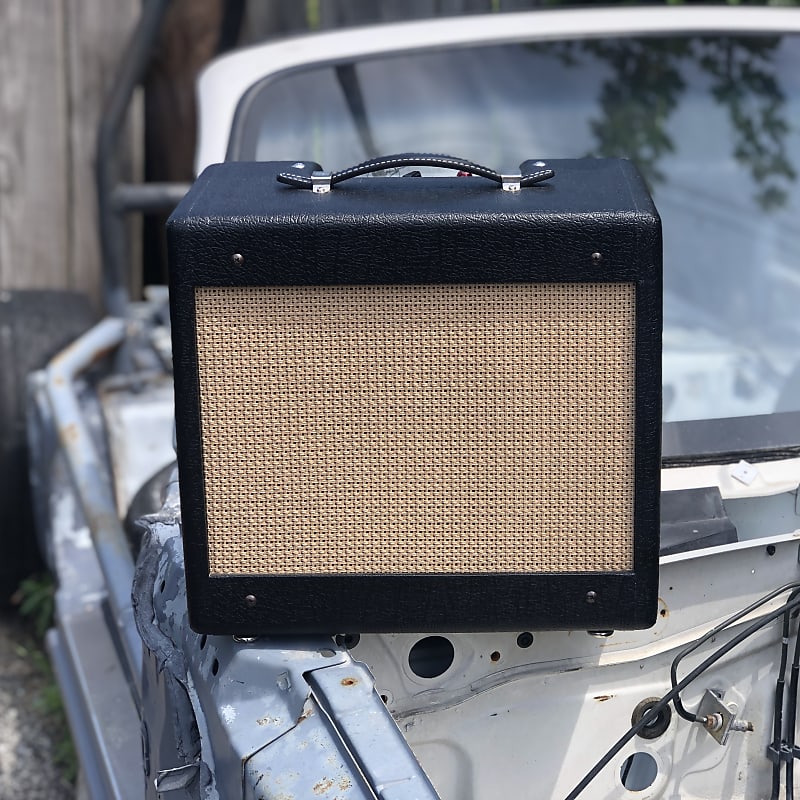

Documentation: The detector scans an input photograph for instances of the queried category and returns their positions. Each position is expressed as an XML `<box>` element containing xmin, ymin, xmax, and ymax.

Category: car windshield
<box><xmin>228</xmin><ymin>33</ymin><xmax>800</xmax><ymax>462</ymax></box>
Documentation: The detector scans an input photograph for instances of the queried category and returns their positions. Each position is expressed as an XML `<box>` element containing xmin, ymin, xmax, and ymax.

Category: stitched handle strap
<box><xmin>276</xmin><ymin>153</ymin><xmax>555</xmax><ymax>191</ymax></box>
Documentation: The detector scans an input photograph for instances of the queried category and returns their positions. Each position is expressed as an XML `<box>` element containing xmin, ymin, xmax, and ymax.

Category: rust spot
<box><xmin>90</xmin><ymin>344</ymin><xmax>118</xmax><ymax>365</ymax></box>
<box><xmin>313</xmin><ymin>777</ymin><xmax>334</xmax><ymax>794</ymax></box>
<box><xmin>339</xmin><ymin>777</ymin><xmax>352</xmax><ymax>790</ymax></box>
<box><xmin>340</xmin><ymin>677</ymin><xmax>358</xmax><ymax>687</ymax></box>
<box><xmin>593</xmin><ymin>695</ymin><xmax>614</xmax><ymax>702</ymax></box>
<box><xmin>658</xmin><ymin>597</ymin><xmax>669</xmax><ymax>619</ymax></box>
<box><xmin>490</xmin><ymin>651</ymin><xmax>501</xmax><ymax>662</ymax></box>
<box><xmin>296</xmin><ymin>706</ymin><xmax>314</xmax><ymax>724</ymax></box>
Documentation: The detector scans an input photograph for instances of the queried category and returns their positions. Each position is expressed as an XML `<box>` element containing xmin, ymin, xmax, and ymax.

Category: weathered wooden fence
<box><xmin>0</xmin><ymin>0</ymin><xmax>140</xmax><ymax>307</ymax></box>
<box><xmin>1</xmin><ymin>0</ymin><xmax>547</xmax><ymax>306</ymax></box>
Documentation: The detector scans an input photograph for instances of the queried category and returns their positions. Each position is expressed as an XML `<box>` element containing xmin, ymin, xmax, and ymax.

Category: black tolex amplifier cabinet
<box><xmin>167</xmin><ymin>157</ymin><xmax>662</xmax><ymax>636</ymax></box>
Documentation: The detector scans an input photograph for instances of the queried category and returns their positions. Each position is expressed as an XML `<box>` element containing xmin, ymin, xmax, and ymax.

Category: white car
<box><xmin>13</xmin><ymin>5</ymin><xmax>800</xmax><ymax>800</ymax></box>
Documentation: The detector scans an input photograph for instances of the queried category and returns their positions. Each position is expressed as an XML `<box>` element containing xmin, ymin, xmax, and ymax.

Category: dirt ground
<box><xmin>0</xmin><ymin>611</ymin><xmax>75</xmax><ymax>800</ymax></box>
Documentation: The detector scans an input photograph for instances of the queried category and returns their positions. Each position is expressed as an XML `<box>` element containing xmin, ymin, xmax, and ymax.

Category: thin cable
<box><xmin>785</xmin><ymin>612</ymin><xmax>800</xmax><ymax>799</ymax></box>
<box><xmin>671</xmin><ymin>582</ymin><xmax>800</xmax><ymax>723</ymax></box>
<box><xmin>564</xmin><ymin>592</ymin><xmax>800</xmax><ymax>800</ymax></box>
<box><xmin>770</xmin><ymin>606</ymin><xmax>792</xmax><ymax>800</ymax></box>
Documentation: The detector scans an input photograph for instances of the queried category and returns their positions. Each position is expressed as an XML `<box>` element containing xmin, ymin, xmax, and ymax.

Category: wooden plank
<box><xmin>64</xmin><ymin>0</ymin><xmax>139</xmax><ymax>305</ymax></box>
<box><xmin>0</xmin><ymin>0</ymin><xmax>69</xmax><ymax>292</ymax></box>
<box><xmin>0</xmin><ymin>0</ymin><xmax>139</xmax><ymax>305</ymax></box>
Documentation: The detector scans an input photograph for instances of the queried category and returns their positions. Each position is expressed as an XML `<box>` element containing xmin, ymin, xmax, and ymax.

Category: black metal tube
<box><xmin>95</xmin><ymin>0</ymin><xmax>174</xmax><ymax>317</ymax></box>
<box><xmin>771</xmin><ymin>609</ymin><xmax>791</xmax><ymax>800</ymax></box>
<box><xmin>671</xmin><ymin>583</ymin><xmax>800</xmax><ymax>724</ymax></box>
<box><xmin>111</xmin><ymin>182</ymin><xmax>190</xmax><ymax>214</ymax></box>
<box><xmin>785</xmin><ymin>618</ymin><xmax>800</xmax><ymax>799</ymax></box>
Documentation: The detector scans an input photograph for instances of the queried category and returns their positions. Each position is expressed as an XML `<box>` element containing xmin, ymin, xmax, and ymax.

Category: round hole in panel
<box><xmin>408</xmin><ymin>636</ymin><xmax>455</xmax><ymax>679</ymax></box>
<box><xmin>516</xmin><ymin>632</ymin><xmax>534</xmax><ymax>648</ymax></box>
<box><xmin>335</xmin><ymin>633</ymin><xmax>361</xmax><ymax>649</ymax></box>
<box><xmin>620</xmin><ymin>752</ymin><xmax>658</xmax><ymax>791</ymax></box>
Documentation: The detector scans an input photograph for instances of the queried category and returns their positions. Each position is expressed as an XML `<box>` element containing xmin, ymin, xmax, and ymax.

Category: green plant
<box><xmin>12</xmin><ymin>573</ymin><xmax>77</xmax><ymax>783</ymax></box>
<box><xmin>13</xmin><ymin>573</ymin><xmax>55</xmax><ymax>640</ymax></box>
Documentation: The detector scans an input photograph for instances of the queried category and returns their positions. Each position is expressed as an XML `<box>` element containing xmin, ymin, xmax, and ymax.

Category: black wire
<box><xmin>671</xmin><ymin>582</ymin><xmax>800</xmax><ymax>723</ymax></box>
<box><xmin>564</xmin><ymin>592</ymin><xmax>800</xmax><ymax>800</ymax></box>
<box><xmin>770</xmin><ymin>606</ymin><xmax>792</xmax><ymax>800</ymax></box>
<box><xmin>786</xmin><ymin>613</ymin><xmax>800</xmax><ymax>799</ymax></box>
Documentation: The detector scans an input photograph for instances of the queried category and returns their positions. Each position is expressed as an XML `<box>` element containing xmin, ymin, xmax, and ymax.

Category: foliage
<box><xmin>539</xmin><ymin>34</ymin><xmax>796</xmax><ymax>210</ymax></box>
<box><xmin>12</xmin><ymin>574</ymin><xmax>77</xmax><ymax>784</ymax></box>
<box><xmin>701</xmin><ymin>37</ymin><xmax>797</xmax><ymax>209</ymax></box>
<box><xmin>12</xmin><ymin>573</ymin><xmax>55</xmax><ymax>640</ymax></box>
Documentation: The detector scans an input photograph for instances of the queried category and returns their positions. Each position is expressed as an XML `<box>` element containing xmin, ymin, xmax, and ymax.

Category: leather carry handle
<box><xmin>276</xmin><ymin>153</ymin><xmax>555</xmax><ymax>193</ymax></box>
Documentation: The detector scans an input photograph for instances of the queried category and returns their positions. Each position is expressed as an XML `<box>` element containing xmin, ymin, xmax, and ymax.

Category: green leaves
<box><xmin>12</xmin><ymin>572</ymin><xmax>55</xmax><ymax>640</ymax></box>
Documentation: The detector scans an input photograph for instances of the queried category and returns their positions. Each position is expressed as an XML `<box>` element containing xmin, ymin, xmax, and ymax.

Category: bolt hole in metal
<box><xmin>516</xmin><ymin>632</ymin><xmax>534</xmax><ymax>648</ymax></box>
<box><xmin>620</xmin><ymin>752</ymin><xmax>658</xmax><ymax>791</ymax></box>
<box><xmin>767</xmin><ymin>544</ymin><xmax>777</xmax><ymax>556</ymax></box>
<box><xmin>335</xmin><ymin>633</ymin><xmax>361</xmax><ymax>649</ymax></box>
<box><xmin>408</xmin><ymin>636</ymin><xmax>455</xmax><ymax>679</ymax></box>
<box><xmin>490</xmin><ymin>650</ymin><xmax>501</xmax><ymax>663</ymax></box>
<box><xmin>211</xmin><ymin>658</ymin><xmax>219</xmax><ymax>676</ymax></box>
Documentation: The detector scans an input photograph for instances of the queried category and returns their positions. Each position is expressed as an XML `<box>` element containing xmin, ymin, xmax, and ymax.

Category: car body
<box><xmin>26</xmin><ymin>5</ymin><xmax>800</xmax><ymax>799</ymax></box>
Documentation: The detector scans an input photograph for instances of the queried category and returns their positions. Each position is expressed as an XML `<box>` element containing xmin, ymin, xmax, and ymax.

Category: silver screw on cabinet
<box><xmin>231</xmin><ymin>253</ymin><xmax>245</xmax><ymax>266</ymax></box>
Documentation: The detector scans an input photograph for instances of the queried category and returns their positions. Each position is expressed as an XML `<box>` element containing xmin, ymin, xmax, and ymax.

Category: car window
<box><xmin>228</xmin><ymin>34</ymin><xmax>800</xmax><ymax>460</ymax></box>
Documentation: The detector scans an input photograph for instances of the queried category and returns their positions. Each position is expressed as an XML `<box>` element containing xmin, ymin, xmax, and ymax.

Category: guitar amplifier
<box><xmin>168</xmin><ymin>156</ymin><xmax>661</xmax><ymax>635</ymax></box>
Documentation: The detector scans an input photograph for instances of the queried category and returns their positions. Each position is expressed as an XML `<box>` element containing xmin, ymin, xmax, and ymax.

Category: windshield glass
<box><xmin>229</xmin><ymin>34</ymin><xmax>800</xmax><ymax>458</ymax></box>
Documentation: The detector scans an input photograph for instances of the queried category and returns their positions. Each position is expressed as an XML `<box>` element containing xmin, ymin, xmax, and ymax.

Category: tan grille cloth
<box><xmin>194</xmin><ymin>283</ymin><xmax>636</xmax><ymax>576</ymax></box>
